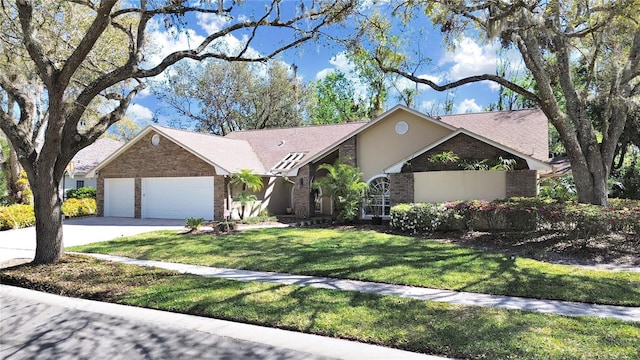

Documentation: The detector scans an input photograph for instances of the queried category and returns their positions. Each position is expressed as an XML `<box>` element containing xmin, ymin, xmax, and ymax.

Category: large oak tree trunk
<box><xmin>32</xmin><ymin>174</ymin><xmax>64</xmax><ymax>264</ymax></box>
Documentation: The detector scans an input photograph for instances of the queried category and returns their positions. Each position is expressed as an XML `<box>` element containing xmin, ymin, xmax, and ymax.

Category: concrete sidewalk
<box><xmin>1</xmin><ymin>285</ymin><xmax>443</xmax><ymax>360</ymax></box>
<box><xmin>84</xmin><ymin>253</ymin><xmax>640</xmax><ymax>322</ymax></box>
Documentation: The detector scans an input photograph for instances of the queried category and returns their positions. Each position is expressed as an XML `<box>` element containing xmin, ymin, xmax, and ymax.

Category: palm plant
<box><xmin>313</xmin><ymin>158</ymin><xmax>368</xmax><ymax>223</ymax></box>
<box><xmin>230</xmin><ymin>169</ymin><xmax>263</xmax><ymax>220</ymax></box>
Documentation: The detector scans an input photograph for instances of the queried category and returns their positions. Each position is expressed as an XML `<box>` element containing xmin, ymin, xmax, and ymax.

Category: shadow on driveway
<box><xmin>0</xmin><ymin>217</ymin><xmax>185</xmax><ymax>263</ymax></box>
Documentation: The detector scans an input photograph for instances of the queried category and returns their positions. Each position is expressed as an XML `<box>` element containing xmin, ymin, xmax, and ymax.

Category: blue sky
<box><xmin>126</xmin><ymin>1</ymin><xmax>513</xmax><ymax>128</ymax></box>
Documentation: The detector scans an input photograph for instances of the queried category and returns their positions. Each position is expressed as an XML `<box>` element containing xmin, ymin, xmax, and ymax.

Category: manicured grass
<box><xmin>70</xmin><ymin>227</ymin><xmax>640</xmax><ymax>306</ymax></box>
<box><xmin>1</xmin><ymin>255</ymin><xmax>638</xmax><ymax>360</ymax></box>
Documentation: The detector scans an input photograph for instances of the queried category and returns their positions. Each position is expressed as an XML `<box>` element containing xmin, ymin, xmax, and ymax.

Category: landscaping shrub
<box><xmin>61</xmin><ymin>198</ymin><xmax>97</xmax><ymax>218</ymax></box>
<box><xmin>389</xmin><ymin>203</ymin><xmax>452</xmax><ymax>233</ymax></box>
<box><xmin>66</xmin><ymin>186</ymin><xmax>97</xmax><ymax>199</ymax></box>
<box><xmin>185</xmin><ymin>217</ymin><xmax>204</xmax><ymax>231</ymax></box>
<box><xmin>0</xmin><ymin>204</ymin><xmax>35</xmax><ymax>230</ymax></box>
<box><xmin>390</xmin><ymin>197</ymin><xmax>640</xmax><ymax>236</ymax></box>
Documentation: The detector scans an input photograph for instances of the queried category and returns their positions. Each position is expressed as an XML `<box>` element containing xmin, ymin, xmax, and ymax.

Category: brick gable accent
<box><xmin>99</xmin><ymin>132</ymin><xmax>217</xmax><ymax>178</ymax></box>
<box><xmin>404</xmin><ymin>134</ymin><xmax>528</xmax><ymax>172</ymax></box>
<box><xmin>97</xmin><ymin>131</ymin><xmax>221</xmax><ymax>218</ymax></box>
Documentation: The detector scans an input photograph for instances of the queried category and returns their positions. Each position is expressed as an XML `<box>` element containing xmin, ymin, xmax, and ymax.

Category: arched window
<box><xmin>364</xmin><ymin>176</ymin><xmax>390</xmax><ymax>217</ymax></box>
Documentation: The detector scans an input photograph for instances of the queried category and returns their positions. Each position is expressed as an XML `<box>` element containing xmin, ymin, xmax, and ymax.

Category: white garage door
<box><xmin>104</xmin><ymin>178</ymin><xmax>135</xmax><ymax>217</ymax></box>
<box><xmin>142</xmin><ymin>177</ymin><xmax>214</xmax><ymax>220</ymax></box>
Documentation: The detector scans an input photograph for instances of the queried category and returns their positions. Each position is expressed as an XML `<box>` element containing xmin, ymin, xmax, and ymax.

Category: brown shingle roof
<box><xmin>225</xmin><ymin>122</ymin><xmax>367</xmax><ymax>172</ymax></box>
<box><xmin>72</xmin><ymin>138</ymin><xmax>123</xmax><ymax>173</ymax></box>
<box><xmin>154</xmin><ymin>126</ymin><xmax>266</xmax><ymax>174</ymax></box>
<box><xmin>438</xmin><ymin>109</ymin><xmax>549</xmax><ymax>161</ymax></box>
<box><xmin>91</xmin><ymin>106</ymin><xmax>550</xmax><ymax>177</ymax></box>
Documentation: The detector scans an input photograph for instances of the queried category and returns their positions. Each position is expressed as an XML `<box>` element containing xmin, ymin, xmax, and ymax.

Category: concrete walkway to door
<box><xmin>0</xmin><ymin>217</ymin><xmax>185</xmax><ymax>263</ymax></box>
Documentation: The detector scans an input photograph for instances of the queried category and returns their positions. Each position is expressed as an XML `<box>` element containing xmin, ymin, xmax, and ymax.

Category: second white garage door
<box><xmin>142</xmin><ymin>177</ymin><xmax>214</xmax><ymax>220</ymax></box>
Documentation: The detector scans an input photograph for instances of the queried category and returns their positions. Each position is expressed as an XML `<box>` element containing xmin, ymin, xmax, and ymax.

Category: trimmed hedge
<box><xmin>62</xmin><ymin>198</ymin><xmax>97</xmax><ymax>218</ymax></box>
<box><xmin>66</xmin><ymin>186</ymin><xmax>96</xmax><ymax>199</ymax></box>
<box><xmin>0</xmin><ymin>204</ymin><xmax>35</xmax><ymax>230</ymax></box>
<box><xmin>390</xmin><ymin>197</ymin><xmax>640</xmax><ymax>236</ymax></box>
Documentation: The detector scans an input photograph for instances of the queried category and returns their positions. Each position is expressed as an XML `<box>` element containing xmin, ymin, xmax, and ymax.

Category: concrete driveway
<box><xmin>0</xmin><ymin>217</ymin><xmax>185</xmax><ymax>263</ymax></box>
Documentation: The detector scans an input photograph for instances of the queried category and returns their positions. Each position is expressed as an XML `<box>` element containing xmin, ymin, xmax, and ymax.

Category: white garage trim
<box><xmin>142</xmin><ymin>177</ymin><xmax>214</xmax><ymax>220</ymax></box>
<box><xmin>104</xmin><ymin>178</ymin><xmax>135</xmax><ymax>217</ymax></box>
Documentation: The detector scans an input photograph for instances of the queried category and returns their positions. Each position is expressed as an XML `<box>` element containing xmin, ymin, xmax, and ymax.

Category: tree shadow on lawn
<box><xmin>117</xmin><ymin>276</ymin><xmax>640</xmax><ymax>360</ymax></box>
<box><xmin>449</xmin><ymin>230</ymin><xmax>640</xmax><ymax>266</ymax></box>
<box><xmin>73</xmin><ymin>227</ymin><xmax>640</xmax><ymax>305</ymax></box>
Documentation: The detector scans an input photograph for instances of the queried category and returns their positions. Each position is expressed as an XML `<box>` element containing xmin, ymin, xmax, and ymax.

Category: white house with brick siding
<box><xmin>60</xmin><ymin>138</ymin><xmax>122</xmax><ymax>200</ymax></box>
<box><xmin>88</xmin><ymin>105</ymin><xmax>552</xmax><ymax>221</ymax></box>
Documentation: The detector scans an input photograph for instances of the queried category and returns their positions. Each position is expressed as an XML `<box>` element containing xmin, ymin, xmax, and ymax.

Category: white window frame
<box><xmin>363</xmin><ymin>175</ymin><xmax>391</xmax><ymax>218</ymax></box>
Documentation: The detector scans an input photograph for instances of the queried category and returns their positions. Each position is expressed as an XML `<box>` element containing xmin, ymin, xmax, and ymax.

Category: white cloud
<box><xmin>126</xmin><ymin>103</ymin><xmax>154</xmax><ymax>122</ymax></box>
<box><xmin>143</xmin><ymin>17</ymin><xmax>261</xmax><ymax>72</ymax></box>
<box><xmin>455</xmin><ymin>98</ymin><xmax>483</xmax><ymax>114</ymax></box>
<box><xmin>196</xmin><ymin>13</ymin><xmax>231</xmax><ymax>34</ymax></box>
<box><xmin>315</xmin><ymin>52</ymin><xmax>354</xmax><ymax>80</ymax></box>
<box><xmin>143</xmin><ymin>20</ymin><xmax>206</xmax><ymax>69</ymax></box>
<box><xmin>440</xmin><ymin>36</ymin><xmax>498</xmax><ymax>80</ymax></box>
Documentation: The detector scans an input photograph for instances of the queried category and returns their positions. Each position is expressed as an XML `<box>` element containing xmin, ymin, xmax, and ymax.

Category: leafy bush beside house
<box><xmin>0</xmin><ymin>204</ymin><xmax>35</xmax><ymax>230</ymax></box>
<box><xmin>61</xmin><ymin>198</ymin><xmax>97</xmax><ymax>218</ymax></box>
<box><xmin>66</xmin><ymin>186</ymin><xmax>97</xmax><ymax>199</ymax></box>
<box><xmin>390</xmin><ymin>198</ymin><xmax>640</xmax><ymax>236</ymax></box>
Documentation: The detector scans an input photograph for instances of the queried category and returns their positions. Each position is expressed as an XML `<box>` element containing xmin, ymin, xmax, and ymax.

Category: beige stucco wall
<box><xmin>357</xmin><ymin>109</ymin><xmax>453</xmax><ymax>181</ymax></box>
<box><xmin>414</xmin><ymin>171</ymin><xmax>507</xmax><ymax>203</ymax></box>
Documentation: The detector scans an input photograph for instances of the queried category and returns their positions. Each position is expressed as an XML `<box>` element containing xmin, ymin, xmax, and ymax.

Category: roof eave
<box><xmin>383</xmin><ymin>128</ymin><xmax>552</xmax><ymax>173</ymax></box>
<box><xmin>88</xmin><ymin>125</ymin><xmax>238</xmax><ymax>177</ymax></box>
<box><xmin>288</xmin><ymin>105</ymin><xmax>458</xmax><ymax>174</ymax></box>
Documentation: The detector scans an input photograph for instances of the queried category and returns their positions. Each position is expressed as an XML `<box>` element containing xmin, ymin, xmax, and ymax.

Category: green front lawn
<box><xmin>2</xmin><ymin>255</ymin><xmax>638</xmax><ymax>360</ymax></box>
<box><xmin>70</xmin><ymin>227</ymin><xmax>640</xmax><ymax>306</ymax></box>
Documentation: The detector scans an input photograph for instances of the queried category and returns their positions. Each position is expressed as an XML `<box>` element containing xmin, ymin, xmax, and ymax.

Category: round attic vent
<box><xmin>151</xmin><ymin>134</ymin><xmax>160</xmax><ymax>146</ymax></box>
<box><xmin>395</xmin><ymin>121</ymin><xmax>409</xmax><ymax>135</ymax></box>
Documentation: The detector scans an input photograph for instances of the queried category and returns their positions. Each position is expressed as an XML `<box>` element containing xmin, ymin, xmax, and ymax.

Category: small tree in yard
<box><xmin>230</xmin><ymin>169</ymin><xmax>263</xmax><ymax>220</ymax></box>
<box><xmin>313</xmin><ymin>158</ymin><xmax>368</xmax><ymax>223</ymax></box>
<box><xmin>0</xmin><ymin>0</ymin><xmax>355</xmax><ymax>264</ymax></box>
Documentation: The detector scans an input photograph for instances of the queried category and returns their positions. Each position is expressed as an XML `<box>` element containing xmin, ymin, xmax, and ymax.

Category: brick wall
<box><xmin>293</xmin><ymin>164</ymin><xmax>314</xmax><ymax>218</ymax></box>
<box><xmin>97</xmin><ymin>131</ymin><xmax>219</xmax><ymax>218</ymax></box>
<box><xmin>389</xmin><ymin>173</ymin><xmax>413</xmax><ymax>206</ymax></box>
<box><xmin>338</xmin><ymin>136</ymin><xmax>357</xmax><ymax>166</ymax></box>
<box><xmin>405</xmin><ymin>134</ymin><xmax>528</xmax><ymax>172</ymax></box>
<box><xmin>506</xmin><ymin>170</ymin><xmax>538</xmax><ymax>197</ymax></box>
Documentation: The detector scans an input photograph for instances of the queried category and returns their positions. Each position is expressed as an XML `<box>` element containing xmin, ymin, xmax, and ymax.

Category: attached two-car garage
<box><xmin>104</xmin><ymin>177</ymin><xmax>215</xmax><ymax>220</ymax></box>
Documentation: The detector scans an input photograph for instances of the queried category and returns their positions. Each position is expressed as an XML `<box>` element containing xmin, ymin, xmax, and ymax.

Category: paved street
<box><xmin>1</xmin><ymin>286</ymin><xmax>440</xmax><ymax>360</ymax></box>
<box><xmin>1</xmin><ymin>288</ymin><xmax>333</xmax><ymax>360</ymax></box>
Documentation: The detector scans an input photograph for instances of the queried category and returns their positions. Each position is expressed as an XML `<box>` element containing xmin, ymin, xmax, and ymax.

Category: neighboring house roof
<box><xmin>70</xmin><ymin>137</ymin><xmax>123</xmax><ymax>174</ymax></box>
<box><xmin>541</xmin><ymin>156</ymin><xmax>572</xmax><ymax>178</ymax></box>
<box><xmin>225</xmin><ymin>122</ymin><xmax>367</xmax><ymax>174</ymax></box>
<box><xmin>438</xmin><ymin>109</ymin><xmax>549</xmax><ymax>161</ymax></box>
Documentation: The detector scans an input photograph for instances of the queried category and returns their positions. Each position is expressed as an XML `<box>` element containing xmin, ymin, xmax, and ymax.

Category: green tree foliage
<box><xmin>348</xmin><ymin>48</ymin><xmax>389</xmax><ymax>117</ymax></box>
<box><xmin>310</xmin><ymin>71</ymin><xmax>368</xmax><ymax>124</ymax></box>
<box><xmin>610</xmin><ymin>151</ymin><xmax>640</xmax><ymax>200</ymax></box>
<box><xmin>154</xmin><ymin>60</ymin><xmax>311</xmax><ymax>135</ymax></box>
<box><xmin>358</xmin><ymin>0</ymin><xmax>640</xmax><ymax>206</ymax></box>
<box><xmin>0</xmin><ymin>0</ymin><xmax>356</xmax><ymax>264</ymax></box>
<box><xmin>105</xmin><ymin>117</ymin><xmax>141</xmax><ymax>142</ymax></box>
<box><xmin>313</xmin><ymin>158</ymin><xmax>368</xmax><ymax>223</ymax></box>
